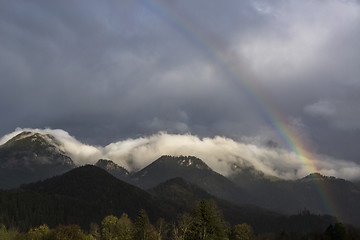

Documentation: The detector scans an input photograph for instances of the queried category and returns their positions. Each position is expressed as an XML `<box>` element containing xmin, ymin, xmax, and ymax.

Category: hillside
<box><xmin>149</xmin><ymin>177</ymin><xmax>337</xmax><ymax>234</ymax></box>
<box><xmin>0</xmin><ymin>165</ymin><xmax>163</xmax><ymax>231</ymax></box>
<box><xmin>130</xmin><ymin>155</ymin><xmax>245</xmax><ymax>202</ymax></box>
<box><xmin>95</xmin><ymin>159</ymin><xmax>129</xmax><ymax>181</ymax></box>
<box><xmin>0</xmin><ymin>165</ymin><xmax>339</xmax><ymax>235</ymax></box>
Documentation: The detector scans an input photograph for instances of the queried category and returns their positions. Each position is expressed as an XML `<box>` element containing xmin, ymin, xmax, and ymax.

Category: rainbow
<box><xmin>139</xmin><ymin>0</ymin><xmax>341</xmax><ymax>220</ymax></box>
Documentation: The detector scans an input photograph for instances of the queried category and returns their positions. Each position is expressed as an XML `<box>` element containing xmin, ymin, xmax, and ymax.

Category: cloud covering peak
<box><xmin>2</xmin><ymin>128</ymin><xmax>360</xmax><ymax>181</ymax></box>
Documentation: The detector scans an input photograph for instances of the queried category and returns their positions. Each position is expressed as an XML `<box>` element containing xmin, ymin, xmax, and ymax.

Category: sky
<box><xmin>1</xmin><ymin>0</ymin><xmax>360</xmax><ymax>179</ymax></box>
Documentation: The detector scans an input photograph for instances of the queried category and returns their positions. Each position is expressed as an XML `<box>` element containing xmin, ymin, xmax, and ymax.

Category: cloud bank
<box><xmin>1</xmin><ymin>0</ymin><xmax>360</xmax><ymax>166</ymax></box>
<box><xmin>2</xmin><ymin>128</ymin><xmax>360</xmax><ymax>181</ymax></box>
<box><xmin>1</xmin><ymin>0</ymin><xmax>360</xmax><ymax>179</ymax></box>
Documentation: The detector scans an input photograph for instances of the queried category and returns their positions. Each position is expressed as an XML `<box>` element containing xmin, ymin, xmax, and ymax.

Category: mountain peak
<box><xmin>2</xmin><ymin>131</ymin><xmax>63</xmax><ymax>152</ymax></box>
<box><xmin>0</xmin><ymin>131</ymin><xmax>72</xmax><ymax>163</ymax></box>
<box><xmin>95</xmin><ymin>159</ymin><xmax>129</xmax><ymax>180</ymax></box>
<box><xmin>22</xmin><ymin>165</ymin><xmax>121</xmax><ymax>194</ymax></box>
<box><xmin>11</xmin><ymin>131</ymin><xmax>37</xmax><ymax>141</ymax></box>
<box><xmin>130</xmin><ymin>155</ymin><xmax>241</xmax><ymax>202</ymax></box>
<box><xmin>301</xmin><ymin>172</ymin><xmax>334</xmax><ymax>181</ymax></box>
<box><xmin>95</xmin><ymin>159</ymin><xmax>124</xmax><ymax>171</ymax></box>
<box><xmin>11</xmin><ymin>131</ymin><xmax>53</xmax><ymax>142</ymax></box>
<box><xmin>19</xmin><ymin>165</ymin><xmax>161</xmax><ymax>222</ymax></box>
<box><xmin>0</xmin><ymin>131</ymin><xmax>75</xmax><ymax>189</ymax></box>
<box><xmin>306</xmin><ymin>172</ymin><xmax>325</xmax><ymax>179</ymax></box>
<box><xmin>156</xmin><ymin>155</ymin><xmax>211</xmax><ymax>170</ymax></box>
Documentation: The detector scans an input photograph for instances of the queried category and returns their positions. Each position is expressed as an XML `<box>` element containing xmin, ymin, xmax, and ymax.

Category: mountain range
<box><xmin>0</xmin><ymin>165</ymin><xmax>337</xmax><ymax>235</ymax></box>
<box><xmin>0</xmin><ymin>131</ymin><xmax>359</xmax><ymax>232</ymax></box>
<box><xmin>97</xmin><ymin>156</ymin><xmax>360</xmax><ymax>227</ymax></box>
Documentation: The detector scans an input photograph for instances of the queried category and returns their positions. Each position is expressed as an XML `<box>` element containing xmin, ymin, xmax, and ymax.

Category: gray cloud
<box><xmin>1</xmin><ymin>0</ymin><xmax>360</xmax><ymax>168</ymax></box>
<box><xmin>304</xmin><ymin>101</ymin><xmax>337</xmax><ymax>118</ymax></box>
<box><xmin>2</xmin><ymin>128</ymin><xmax>360</xmax><ymax>181</ymax></box>
<box><xmin>305</xmin><ymin>96</ymin><xmax>360</xmax><ymax>131</ymax></box>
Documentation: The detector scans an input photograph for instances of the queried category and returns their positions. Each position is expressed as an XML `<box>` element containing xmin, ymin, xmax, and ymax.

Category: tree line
<box><xmin>0</xmin><ymin>199</ymin><xmax>359</xmax><ymax>240</ymax></box>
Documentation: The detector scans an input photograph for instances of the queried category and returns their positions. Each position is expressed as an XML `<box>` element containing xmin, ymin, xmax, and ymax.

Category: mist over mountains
<box><xmin>2</xmin><ymin>128</ymin><xmax>360</xmax><ymax>181</ymax></box>
<box><xmin>1</xmin><ymin>130</ymin><xmax>360</xmax><ymax>229</ymax></box>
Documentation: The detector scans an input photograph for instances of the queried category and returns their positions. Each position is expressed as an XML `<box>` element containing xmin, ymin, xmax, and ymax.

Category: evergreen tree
<box><xmin>187</xmin><ymin>200</ymin><xmax>229</xmax><ymax>240</ymax></box>
<box><xmin>134</xmin><ymin>209</ymin><xmax>157</xmax><ymax>240</ymax></box>
<box><xmin>333</xmin><ymin>223</ymin><xmax>346</xmax><ymax>240</ymax></box>
<box><xmin>325</xmin><ymin>222</ymin><xmax>352</xmax><ymax>240</ymax></box>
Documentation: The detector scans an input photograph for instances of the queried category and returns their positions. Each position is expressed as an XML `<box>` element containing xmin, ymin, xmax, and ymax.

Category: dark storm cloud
<box><xmin>1</xmin><ymin>0</ymin><xmax>360</xmax><ymax>166</ymax></box>
<box><xmin>0</xmin><ymin>0</ymin><xmax>261</xmax><ymax>143</ymax></box>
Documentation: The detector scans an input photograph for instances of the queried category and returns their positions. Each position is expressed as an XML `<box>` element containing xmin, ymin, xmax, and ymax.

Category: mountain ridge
<box><xmin>1</xmin><ymin>131</ymin><xmax>360</xmax><ymax>228</ymax></box>
<box><xmin>129</xmin><ymin>155</ymin><xmax>245</xmax><ymax>203</ymax></box>
<box><xmin>95</xmin><ymin>159</ymin><xmax>129</xmax><ymax>181</ymax></box>
<box><xmin>0</xmin><ymin>166</ymin><xmax>339</xmax><ymax>235</ymax></box>
<box><xmin>0</xmin><ymin>131</ymin><xmax>75</xmax><ymax>189</ymax></box>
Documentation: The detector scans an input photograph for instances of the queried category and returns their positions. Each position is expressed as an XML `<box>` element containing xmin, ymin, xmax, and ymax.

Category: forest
<box><xmin>0</xmin><ymin>199</ymin><xmax>359</xmax><ymax>240</ymax></box>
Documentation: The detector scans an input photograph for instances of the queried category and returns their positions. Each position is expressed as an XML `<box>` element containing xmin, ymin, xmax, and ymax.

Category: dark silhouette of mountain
<box><xmin>295</xmin><ymin>173</ymin><xmax>360</xmax><ymax>225</ymax></box>
<box><xmin>235</xmin><ymin>172</ymin><xmax>360</xmax><ymax>227</ymax></box>
<box><xmin>149</xmin><ymin>177</ymin><xmax>337</xmax><ymax>234</ymax></box>
<box><xmin>0</xmin><ymin>131</ymin><xmax>75</xmax><ymax>189</ymax></box>
<box><xmin>139</xmin><ymin>156</ymin><xmax>360</xmax><ymax>228</ymax></box>
<box><xmin>149</xmin><ymin>177</ymin><xmax>212</xmax><ymax>214</ymax></box>
<box><xmin>130</xmin><ymin>155</ymin><xmax>245</xmax><ymax>202</ymax></box>
<box><xmin>108</xmin><ymin>155</ymin><xmax>360</xmax><ymax>227</ymax></box>
<box><xmin>0</xmin><ymin>165</ymin><xmax>164</xmax><ymax>231</ymax></box>
<box><xmin>21</xmin><ymin>165</ymin><xmax>162</xmax><ymax>220</ymax></box>
<box><xmin>355</xmin><ymin>180</ymin><xmax>360</xmax><ymax>189</ymax></box>
<box><xmin>228</xmin><ymin>160</ymin><xmax>281</xmax><ymax>188</ymax></box>
<box><xmin>149</xmin><ymin>177</ymin><xmax>282</xmax><ymax>232</ymax></box>
<box><xmin>95</xmin><ymin>159</ymin><xmax>129</xmax><ymax>181</ymax></box>
<box><xmin>0</xmin><ymin>167</ymin><xmax>338</xmax><ymax>235</ymax></box>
